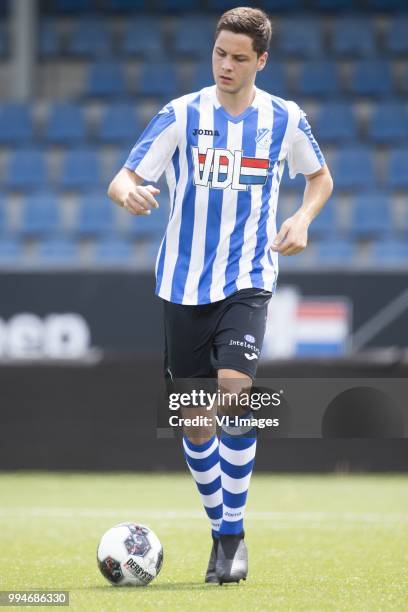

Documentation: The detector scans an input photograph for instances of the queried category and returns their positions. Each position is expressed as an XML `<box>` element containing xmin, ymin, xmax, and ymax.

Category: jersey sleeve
<box><xmin>124</xmin><ymin>103</ymin><xmax>178</xmax><ymax>182</ymax></box>
<box><xmin>286</xmin><ymin>108</ymin><xmax>325</xmax><ymax>179</ymax></box>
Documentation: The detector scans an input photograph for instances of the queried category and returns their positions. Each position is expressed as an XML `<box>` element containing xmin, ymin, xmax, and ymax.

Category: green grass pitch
<box><xmin>1</xmin><ymin>472</ymin><xmax>407</xmax><ymax>611</ymax></box>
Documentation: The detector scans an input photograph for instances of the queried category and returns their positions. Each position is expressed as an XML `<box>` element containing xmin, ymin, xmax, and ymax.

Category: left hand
<box><xmin>271</xmin><ymin>212</ymin><xmax>310</xmax><ymax>256</ymax></box>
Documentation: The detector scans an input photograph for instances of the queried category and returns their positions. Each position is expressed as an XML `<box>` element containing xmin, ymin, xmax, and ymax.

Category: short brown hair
<box><xmin>215</xmin><ymin>7</ymin><xmax>272</xmax><ymax>57</ymax></box>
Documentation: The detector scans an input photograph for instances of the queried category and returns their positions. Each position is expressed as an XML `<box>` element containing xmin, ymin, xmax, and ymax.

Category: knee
<box><xmin>184</xmin><ymin>429</ymin><xmax>215</xmax><ymax>446</ymax></box>
<box><xmin>217</xmin><ymin>370</ymin><xmax>252</xmax><ymax>416</ymax></box>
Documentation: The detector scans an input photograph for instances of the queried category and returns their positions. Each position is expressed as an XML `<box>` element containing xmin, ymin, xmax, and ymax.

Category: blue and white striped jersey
<box><xmin>125</xmin><ymin>85</ymin><xmax>324</xmax><ymax>305</ymax></box>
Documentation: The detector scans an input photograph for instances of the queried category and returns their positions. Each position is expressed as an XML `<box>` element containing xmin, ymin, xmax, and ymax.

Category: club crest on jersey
<box><xmin>255</xmin><ymin>128</ymin><xmax>272</xmax><ymax>149</ymax></box>
<box><xmin>191</xmin><ymin>147</ymin><xmax>269</xmax><ymax>191</ymax></box>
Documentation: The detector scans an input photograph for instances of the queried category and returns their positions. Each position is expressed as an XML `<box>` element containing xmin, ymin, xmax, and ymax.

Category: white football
<box><xmin>97</xmin><ymin>522</ymin><xmax>163</xmax><ymax>586</ymax></box>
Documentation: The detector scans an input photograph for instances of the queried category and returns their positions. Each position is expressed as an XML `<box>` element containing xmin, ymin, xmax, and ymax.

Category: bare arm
<box><xmin>107</xmin><ymin>168</ymin><xmax>160</xmax><ymax>216</ymax></box>
<box><xmin>271</xmin><ymin>164</ymin><xmax>334</xmax><ymax>256</ymax></box>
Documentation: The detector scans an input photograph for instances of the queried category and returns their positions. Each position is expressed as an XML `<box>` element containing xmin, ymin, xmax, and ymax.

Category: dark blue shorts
<box><xmin>162</xmin><ymin>288</ymin><xmax>272</xmax><ymax>381</ymax></box>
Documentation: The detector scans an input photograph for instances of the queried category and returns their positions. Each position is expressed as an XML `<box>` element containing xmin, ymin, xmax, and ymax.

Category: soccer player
<box><xmin>108</xmin><ymin>7</ymin><xmax>333</xmax><ymax>584</ymax></box>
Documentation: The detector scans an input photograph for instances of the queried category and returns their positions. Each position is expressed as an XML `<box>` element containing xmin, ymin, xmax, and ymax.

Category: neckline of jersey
<box><xmin>211</xmin><ymin>85</ymin><xmax>259</xmax><ymax>124</ymax></box>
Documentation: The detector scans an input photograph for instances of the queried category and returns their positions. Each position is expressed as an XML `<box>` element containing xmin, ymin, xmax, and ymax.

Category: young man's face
<box><xmin>212</xmin><ymin>29</ymin><xmax>267</xmax><ymax>95</ymax></box>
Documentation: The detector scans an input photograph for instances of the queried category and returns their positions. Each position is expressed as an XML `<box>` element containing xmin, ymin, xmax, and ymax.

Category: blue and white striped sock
<box><xmin>219</xmin><ymin>418</ymin><xmax>257</xmax><ymax>535</ymax></box>
<box><xmin>183</xmin><ymin>435</ymin><xmax>223</xmax><ymax>537</ymax></box>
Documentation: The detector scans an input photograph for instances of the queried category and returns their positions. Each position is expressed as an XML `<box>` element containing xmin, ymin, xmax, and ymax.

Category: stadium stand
<box><xmin>60</xmin><ymin>148</ymin><xmax>101</xmax><ymax>190</ymax></box>
<box><xmin>385</xmin><ymin>148</ymin><xmax>408</xmax><ymax>189</ymax></box>
<box><xmin>349</xmin><ymin>193</ymin><xmax>392</xmax><ymax>239</ymax></box>
<box><xmin>86</xmin><ymin>61</ymin><xmax>126</xmax><ymax>97</ymax></box>
<box><xmin>372</xmin><ymin>239</ymin><xmax>408</xmax><ymax>265</ymax></box>
<box><xmin>0</xmin><ymin>239</ymin><xmax>23</xmax><ymax>264</ymax></box>
<box><xmin>45</xmin><ymin>103</ymin><xmax>87</xmax><ymax>144</ymax></box>
<box><xmin>385</xmin><ymin>17</ymin><xmax>408</xmax><ymax>55</ymax></box>
<box><xmin>67</xmin><ymin>19</ymin><xmax>112</xmax><ymax>57</ymax></box>
<box><xmin>0</xmin><ymin>103</ymin><xmax>33</xmax><ymax>143</ymax></box>
<box><xmin>73</xmin><ymin>191</ymin><xmax>115</xmax><ymax>237</ymax></box>
<box><xmin>314</xmin><ymin>103</ymin><xmax>357</xmax><ymax>142</ymax></box>
<box><xmin>331</xmin><ymin>17</ymin><xmax>375</xmax><ymax>57</ymax></box>
<box><xmin>297</xmin><ymin>60</ymin><xmax>340</xmax><ymax>97</ymax></box>
<box><xmin>349</xmin><ymin>60</ymin><xmax>393</xmax><ymax>97</ymax></box>
<box><xmin>307</xmin><ymin>198</ymin><xmax>338</xmax><ymax>239</ymax></box>
<box><xmin>173</xmin><ymin>17</ymin><xmax>216</xmax><ymax>57</ymax></box>
<box><xmin>5</xmin><ymin>149</ymin><xmax>47</xmax><ymax>191</ymax></box>
<box><xmin>314</xmin><ymin>239</ymin><xmax>356</xmax><ymax>263</ymax></box>
<box><xmin>97</xmin><ymin>103</ymin><xmax>140</xmax><ymax>143</ymax></box>
<box><xmin>36</xmin><ymin>237</ymin><xmax>78</xmax><ymax>263</ymax></box>
<box><xmin>92</xmin><ymin>237</ymin><xmax>134</xmax><ymax>264</ymax></box>
<box><xmin>369</xmin><ymin>103</ymin><xmax>408</xmax><ymax>144</ymax></box>
<box><xmin>276</xmin><ymin>18</ymin><xmax>324</xmax><ymax>57</ymax></box>
<box><xmin>121</xmin><ymin>18</ymin><xmax>164</xmax><ymax>57</ymax></box>
<box><xmin>1</xmin><ymin>4</ymin><xmax>407</xmax><ymax>268</ymax></box>
<box><xmin>19</xmin><ymin>193</ymin><xmax>61</xmax><ymax>238</ymax></box>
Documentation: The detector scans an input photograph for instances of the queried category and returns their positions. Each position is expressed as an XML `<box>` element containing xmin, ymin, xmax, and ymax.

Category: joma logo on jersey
<box><xmin>192</xmin><ymin>147</ymin><xmax>269</xmax><ymax>191</ymax></box>
<box><xmin>193</xmin><ymin>128</ymin><xmax>220</xmax><ymax>136</ymax></box>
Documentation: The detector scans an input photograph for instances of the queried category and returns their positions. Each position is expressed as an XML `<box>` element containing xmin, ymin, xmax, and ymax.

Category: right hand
<box><xmin>123</xmin><ymin>185</ymin><xmax>160</xmax><ymax>216</ymax></box>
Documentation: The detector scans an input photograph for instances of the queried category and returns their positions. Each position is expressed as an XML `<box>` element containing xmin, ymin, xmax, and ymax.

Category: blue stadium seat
<box><xmin>367</xmin><ymin>0</ymin><xmax>408</xmax><ymax>11</ymax></box>
<box><xmin>39</xmin><ymin>19</ymin><xmax>60</xmax><ymax>57</ymax></box>
<box><xmin>6</xmin><ymin>149</ymin><xmax>47</xmax><ymax>191</ymax></box>
<box><xmin>308</xmin><ymin>200</ymin><xmax>338</xmax><ymax>239</ymax></box>
<box><xmin>67</xmin><ymin>19</ymin><xmax>111</xmax><ymax>57</ymax></box>
<box><xmin>400</xmin><ymin>202</ymin><xmax>408</xmax><ymax>235</ymax></box>
<box><xmin>385</xmin><ymin>18</ymin><xmax>408</xmax><ymax>55</ymax></box>
<box><xmin>349</xmin><ymin>192</ymin><xmax>392</xmax><ymax>239</ymax></box>
<box><xmin>277</xmin><ymin>19</ymin><xmax>323</xmax><ymax>57</ymax></box>
<box><xmin>36</xmin><ymin>238</ymin><xmax>78</xmax><ymax>264</ymax></box>
<box><xmin>314</xmin><ymin>240</ymin><xmax>355</xmax><ymax>263</ymax></box>
<box><xmin>261</xmin><ymin>0</ymin><xmax>303</xmax><ymax>10</ymax></box>
<box><xmin>86</xmin><ymin>62</ymin><xmax>126</xmax><ymax>97</ymax></box>
<box><xmin>53</xmin><ymin>0</ymin><xmax>93</xmax><ymax>11</ymax></box>
<box><xmin>121</xmin><ymin>18</ymin><xmax>164</xmax><ymax>57</ymax></box>
<box><xmin>136</xmin><ymin>63</ymin><xmax>178</xmax><ymax>98</ymax></box>
<box><xmin>101</xmin><ymin>0</ymin><xmax>146</xmax><ymax>10</ymax></box>
<box><xmin>0</xmin><ymin>195</ymin><xmax>6</xmax><ymax>234</ymax></box>
<box><xmin>93</xmin><ymin>238</ymin><xmax>133</xmax><ymax>264</ymax></box>
<box><xmin>75</xmin><ymin>192</ymin><xmax>115</xmax><ymax>236</ymax></box>
<box><xmin>173</xmin><ymin>17</ymin><xmax>215</xmax><ymax>57</ymax></box>
<box><xmin>315</xmin><ymin>103</ymin><xmax>357</xmax><ymax>143</ymax></box>
<box><xmin>60</xmin><ymin>148</ymin><xmax>100</xmax><ymax>190</ymax></box>
<box><xmin>255</xmin><ymin>61</ymin><xmax>288</xmax><ymax>98</ymax></box>
<box><xmin>372</xmin><ymin>239</ymin><xmax>408</xmax><ymax>265</ymax></box>
<box><xmin>309</xmin><ymin>0</ymin><xmax>355</xmax><ymax>9</ymax></box>
<box><xmin>332</xmin><ymin>147</ymin><xmax>376</xmax><ymax>190</ymax></box>
<box><xmin>0</xmin><ymin>23</ymin><xmax>7</xmax><ymax>57</ymax></box>
<box><xmin>156</xmin><ymin>0</ymin><xmax>194</xmax><ymax>10</ymax></box>
<box><xmin>19</xmin><ymin>193</ymin><xmax>60</xmax><ymax>237</ymax></box>
<box><xmin>297</xmin><ymin>61</ymin><xmax>340</xmax><ymax>97</ymax></box>
<box><xmin>190</xmin><ymin>62</ymin><xmax>216</xmax><ymax>91</ymax></box>
<box><xmin>98</xmin><ymin>103</ymin><xmax>140</xmax><ymax>143</ymax></box>
<box><xmin>385</xmin><ymin>148</ymin><xmax>408</xmax><ymax>189</ymax></box>
<box><xmin>197</xmin><ymin>0</ymin><xmax>231</xmax><ymax>9</ymax></box>
<box><xmin>45</xmin><ymin>103</ymin><xmax>87</xmax><ymax>144</ymax></box>
<box><xmin>0</xmin><ymin>239</ymin><xmax>23</xmax><ymax>264</ymax></box>
<box><xmin>0</xmin><ymin>103</ymin><xmax>33</xmax><ymax>143</ymax></box>
<box><xmin>369</xmin><ymin>103</ymin><xmax>408</xmax><ymax>144</ymax></box>
<box><xmin>350</xmin><ymin>61</ymin><xmax>393</xmax><ymax>96</ymax></box>
<box><xmin>278</xmin><ymin>250</ymin><xmax>309</xmax><ymax>270</ymax></box>
<box><xmin>332</xmin><ymin>18</ymin><xmax>376</xmax><ymax>57</ymax></box>
<box><xmin>127</xmin><ymin>205</ymin><xmax>168</xmax><ymax>239</ymax></box>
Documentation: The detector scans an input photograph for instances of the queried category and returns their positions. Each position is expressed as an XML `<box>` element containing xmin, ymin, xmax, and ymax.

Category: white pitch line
<box><xmin>0</xmin><ymin>507</ymin><xmax>407</xmax><ymax>524</ymax></box>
